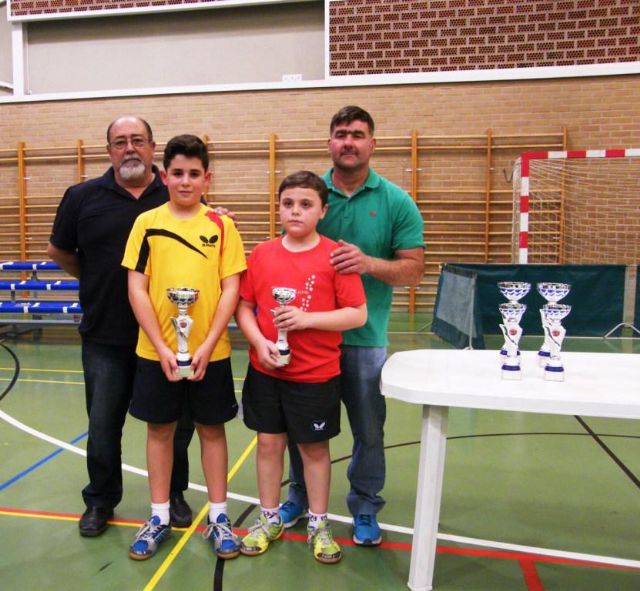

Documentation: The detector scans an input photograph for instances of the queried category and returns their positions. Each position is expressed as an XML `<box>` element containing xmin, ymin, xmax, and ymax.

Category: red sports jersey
<box><xmin>239</xmin><ymin>235</ymin><xmax>365</xmax><ymax>382</ymax></box>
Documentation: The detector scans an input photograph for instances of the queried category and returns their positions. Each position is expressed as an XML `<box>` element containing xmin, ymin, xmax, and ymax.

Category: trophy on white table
<box><xmin>497</xmin><ymin>281</ymin><xmax>530</xmax><ymax>374</ymax></box>
<box><xmin>167</xmin><ymin>287</ymin><xmax>199</xmax><ymax>378</ymax></box>
<box><xmin>540</xmin><ymin>301</ymin><xmax>572</xmax><ymax>381</ymax></box>
<box><xmin>498</xmin><ymin>302</ymin><xmax>527</xmax><ymax>379</ymax></box>
<box><xmin>271</xmin><ymin>286</ymin><xmax>297</xmax><ymax>366</ymax></box>
<box><xmin>537</xmin><ymin>282</ymin><xmax>571</xmax><ymax>369</ymax></box>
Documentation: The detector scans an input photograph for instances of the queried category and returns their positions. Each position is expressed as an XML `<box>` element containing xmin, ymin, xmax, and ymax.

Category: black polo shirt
<box><xmin>50</xmin><ymin>166</ymin><xmax>168</xmax><ymax>346</ymax></box>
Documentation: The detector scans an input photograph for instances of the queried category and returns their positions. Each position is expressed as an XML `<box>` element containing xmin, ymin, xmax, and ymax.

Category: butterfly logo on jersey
<box><xmin>200</xmin><ymin>235</ymin><xmax>219</xmax><ymax>248</ymax></box>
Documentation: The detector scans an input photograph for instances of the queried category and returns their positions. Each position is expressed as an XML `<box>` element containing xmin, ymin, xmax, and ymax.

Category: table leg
<box><xmin>407</xmin><ymin>404</ymin><xmax>449</xmax><ymax>591</ymax></box>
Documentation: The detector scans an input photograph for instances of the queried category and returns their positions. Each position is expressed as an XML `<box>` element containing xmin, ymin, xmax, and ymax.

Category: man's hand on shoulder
<box><xmin>329</xmin><ymin>240</ymin><xmax>370</xmax><ymax>275</ymax></box>
<box><xmin>213</xmin><ymin>206</ymin><xmax>238</xmax><ymax>227</ymax></box>
<box><xmin>329</xmin><ymin>240</ymin><xmax>424</xmax><ymax>287</ymax></box>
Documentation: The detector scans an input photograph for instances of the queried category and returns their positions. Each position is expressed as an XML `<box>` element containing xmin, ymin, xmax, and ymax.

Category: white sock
<box><xmin>261</xmin><ymin>506</ymin><xmax>281</xmax><ymax>523</ymax></box>
<box><xmin>151</xmin><ymin>501</ymin><xmax>171</xmax><ymax>525</ymax></box>
<box><xmin>209</xmin><ymin>501</ymin><xmax>228</xmax><ymax>524</ymax></box>
<box><xmin>307</xmin><ymin>511</ymin><xmax>328</xmax><ymax>529</ymax></box>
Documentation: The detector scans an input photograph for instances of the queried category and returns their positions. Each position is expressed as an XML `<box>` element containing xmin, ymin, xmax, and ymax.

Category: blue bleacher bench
<box><xmin>0</xmin><ymin>301</ymin><xmax>82</xmax><ymax>314</ymax></box>
<box><xmin>0</xmin><ymin>280</ymin><xmax>80</xmax><ymax>292</ymax></box>
<box><xmin>0</xmin><ymin>262</ymin><xmax>82</xmax><ymax>328</ymax></box>
<box><xmin>0</xmin><ymin>261</ymin><xmax>62</xmax><ymax>272</ymax></box>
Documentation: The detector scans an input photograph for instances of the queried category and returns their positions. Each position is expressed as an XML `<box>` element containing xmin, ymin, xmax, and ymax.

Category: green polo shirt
<box><xmin>319</xmin><ymin>168</ymin><xmax>425</xmax><ymax>347</ymax></box>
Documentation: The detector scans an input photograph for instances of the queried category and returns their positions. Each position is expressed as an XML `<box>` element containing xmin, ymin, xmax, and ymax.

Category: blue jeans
<box><xmin>81</xmin><ymin>340</ymin><xmax>194</xmax><ymax>509</ymax></box>
<box><xmin>287</xmin><ymin>345</ymin><xmax>387</xmax><ymax>516</ymax></box>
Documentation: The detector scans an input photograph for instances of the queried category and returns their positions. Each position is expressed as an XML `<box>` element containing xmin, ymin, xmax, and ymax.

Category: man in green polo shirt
<box><xmin>280</xmin><ymin>105</ymin><xmax>425</xmax><ymax>545</ymax></box>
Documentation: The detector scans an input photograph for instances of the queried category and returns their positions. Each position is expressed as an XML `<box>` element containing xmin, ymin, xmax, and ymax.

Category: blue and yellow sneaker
<box><xmin>129</xmin><ymin>515</ymin><xmax>171</xmax><ymax>560</ymax></box>
<box><xmin>203</xmin><ymin>513</ymin><xmax>240</xmax><ymax>560</ymax></box>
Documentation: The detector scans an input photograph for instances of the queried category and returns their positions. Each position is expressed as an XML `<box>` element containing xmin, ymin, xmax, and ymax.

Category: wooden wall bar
<box><xmin>0</xmin><ymin>129</ymin><xmax>567</xmax><ymax>313</ymax></box>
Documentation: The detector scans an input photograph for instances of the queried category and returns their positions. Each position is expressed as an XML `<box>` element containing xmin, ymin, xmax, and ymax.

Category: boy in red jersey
<box><xmin>236</xmin><ymin>170</ymin><xmax>367</xmax><ymax>564</ymax></box>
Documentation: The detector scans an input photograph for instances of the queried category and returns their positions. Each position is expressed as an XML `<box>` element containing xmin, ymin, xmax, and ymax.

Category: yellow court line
<box><xmin>0</xmin><ymin>366</ymin><xmax>246</xmax><ymax>383</ymax></box>
<box><xmin>0</xmin><ymin>509</ymin><xmax>79</xmax><ymax>524</ymax></box>
<box><xmin>143</xmin><ymin>435</ymin><xmax>258</xmax><ymax>591</ymax></box>
<box><xmin>0</xmin><ymin>378</ymin><xmax>242</xmax><ymax>389</ymax></box>
<box><xmin>0</xmin><ymin>378</ymin><xmax>84</xmax><ymax>386</ymax></box>
<box><xmin>0</xmin><ymin>367</ymin><xmax>83</xmax><ymax>374</ymax></box>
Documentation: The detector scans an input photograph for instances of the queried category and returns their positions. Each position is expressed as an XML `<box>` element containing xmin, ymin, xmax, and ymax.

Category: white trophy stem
<box><xmin>538</xmin><ymin>308</ymin><xmax>552</xmax><ymax>367</ymax></box>
<box><xmin>167</xmin><ymin>288</ymin><xmax>199</xmax><ymax>379</ymax></box>
<box><xmin>499</xmin><ymin>322</ymin><xmax>522</xmax><ymax>380</ymax></box>
<box><xmin>271</xmin><ymin>286</ymin><xmax>297</xmax><ymax>366</ymax></box>
<box><xmin>543</xmin><ymin>322</ymin><xmax>566</xmax><ymax>382</ymax></box>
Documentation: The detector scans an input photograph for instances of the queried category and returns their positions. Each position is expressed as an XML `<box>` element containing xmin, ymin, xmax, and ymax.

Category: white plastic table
<box><xmin>380</xmin><ymin>349</ymin><xmax>640</xmax><ymax>591</ymax></box>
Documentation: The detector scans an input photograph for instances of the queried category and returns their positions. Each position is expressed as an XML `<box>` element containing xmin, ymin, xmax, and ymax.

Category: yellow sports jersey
<box><xmin>122</xmin><ymin>203</ymin><xmax>246</xmax><ymax>362</ymax></box>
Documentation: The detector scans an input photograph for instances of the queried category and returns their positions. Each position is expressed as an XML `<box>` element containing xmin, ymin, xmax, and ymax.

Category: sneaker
<box><xmin>202</xmin><ymin>513</ymin><xmax>240</xmax><ymax>560</ymax></box>
<box><xmin>129</xmin><ymin>515</ymin><xmax>172</xmax><ymax>560</ymax></box>
<box><xmin>239</xmin><ymin>513</ymin><xmax>284</xmax><ymax>556</ymax></box>
<box><xmin>279</xmin><ymin>500</ymin><xmax>307</xmax><ymax>528</ymax></box>
<box><xmin>352</xmin><ymin>514</ymin><xmax>382</xmax><ymax>546</ymax></box>
<box><xmin>308</xmin><ymin>520</ymin><xmax>342</xmax><ymax>564</ymax></box>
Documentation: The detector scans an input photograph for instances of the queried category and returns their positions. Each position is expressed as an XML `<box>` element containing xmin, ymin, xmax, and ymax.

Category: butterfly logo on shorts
<box><xmin>312</xmin><ymin>421</ymin><xmax>326</xmax><ymax>432</ymax></box>
<box><xmin>200</xmin><ymin>235</ymin><xmax>219</xmax><ymax>248</ymax></box>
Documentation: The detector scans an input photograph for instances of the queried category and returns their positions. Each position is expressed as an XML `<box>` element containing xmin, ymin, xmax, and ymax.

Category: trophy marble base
<box><xmin>501</xmin><ymin>361</ymin><xmax>522</xmax><ymax>380</ymax></box>
<box><xmin>177</xmin><ymin>355</ymin><xmax>193</xmax><ymax>378</ymax></box>
<box><xmin>544</xmin><ymin>364</ymin><xmax>565</xmax><ymax>382</ymax></box>
<box><xmin>277</xmin><ymin>349</ymin><xmax>291</xmax><ymax>366</ymax></box>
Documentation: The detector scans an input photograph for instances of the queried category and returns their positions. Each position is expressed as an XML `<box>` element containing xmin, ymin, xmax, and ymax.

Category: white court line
<box><xmin>0</xmin><ymin>407</ymin><xmax>250</xmax><ymax>499</ymax></box>
<box><xmin>0</xmin><ymin>408</ymin><xmax>146</xmax><ymax>478</ymax></box>
<box><xmin>436</xmin><ymin>533</ymin><xmax>640</xmax><ymax>570</ymax></box>
<box><xmin>2</xmin><ymin>408</ymin><xmax>638</xmax><ymax>570</ymax></box>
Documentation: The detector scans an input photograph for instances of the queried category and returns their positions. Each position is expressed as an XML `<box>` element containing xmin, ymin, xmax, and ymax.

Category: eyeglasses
<box><xmin>109</xmin><ymin>137</ymin><xmax>150</xmax><ymax>150</ymax></box>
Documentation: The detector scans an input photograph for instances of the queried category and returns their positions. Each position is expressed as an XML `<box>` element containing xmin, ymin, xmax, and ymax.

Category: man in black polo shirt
<box><xmin>47</xmin><ymin>116</ymin><xmax>194</xmax><ymax>536</ymax></box>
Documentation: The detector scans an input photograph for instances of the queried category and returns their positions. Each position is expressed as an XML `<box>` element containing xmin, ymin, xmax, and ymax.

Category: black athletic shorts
<box><xmin>241</xmin><ymin>364</ymin><xmax>340</xmax><ymax>444</ymax></box>
<box><xmin>130</xmin><ymin>357</ymin><xmax>238</xmax><ymax>425</ymax></box>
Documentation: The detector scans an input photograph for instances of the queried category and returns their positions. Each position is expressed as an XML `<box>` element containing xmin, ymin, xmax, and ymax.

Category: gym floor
<box><xmin>0</xmin><ymin>316</ymin><xmax>639</xmax><ymax>590</ymax></box>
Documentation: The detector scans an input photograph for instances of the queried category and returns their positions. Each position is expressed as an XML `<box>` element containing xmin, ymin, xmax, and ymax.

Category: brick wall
<box><xmin>12</xmin><ymin>0</ymin><xmax>639</xmax><ymax>79</ymax></box>
<box><xmin>329</xmin><ymin>0</ymin><xmax>640</xmax><ymax>75</ymax></box>
<box><xmin>1</xmin><ymin>75</ymin><xmax>640</xmax><ymax>311</ymax></box>
<box><xmin>5</xmin><ymin>77</ymin><xmax>638</xmax><ymax>147</ymax></box>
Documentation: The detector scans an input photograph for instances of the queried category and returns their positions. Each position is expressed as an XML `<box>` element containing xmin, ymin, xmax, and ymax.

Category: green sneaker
<box><xmin>308</xmin><ymin>520</ymin><xmax>342</xmax><ymax>564</ymax></box>
<box><xmin>239</xmin><ymin>513</ymin><xmax>284</xmax><ymax>556</ymax></box>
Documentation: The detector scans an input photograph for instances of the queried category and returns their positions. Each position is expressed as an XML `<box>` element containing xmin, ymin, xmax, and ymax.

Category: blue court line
<box><xmin>0</xmin><ymin>431</ymin><xmax>88</xmax><ymax>491</ymax></box>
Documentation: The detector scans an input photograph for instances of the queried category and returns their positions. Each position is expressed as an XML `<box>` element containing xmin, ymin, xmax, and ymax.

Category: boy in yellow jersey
<box><xmin>122</xmin><ymin>134</ymin><xmax>246</xmax><ymax>560</ymax></box>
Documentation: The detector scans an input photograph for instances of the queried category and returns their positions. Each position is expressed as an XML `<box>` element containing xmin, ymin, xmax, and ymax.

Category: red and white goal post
<box><xmin>515</xmin><ymin>148</ymin><xmax>640</xmax><ymax>265</ymax></box>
